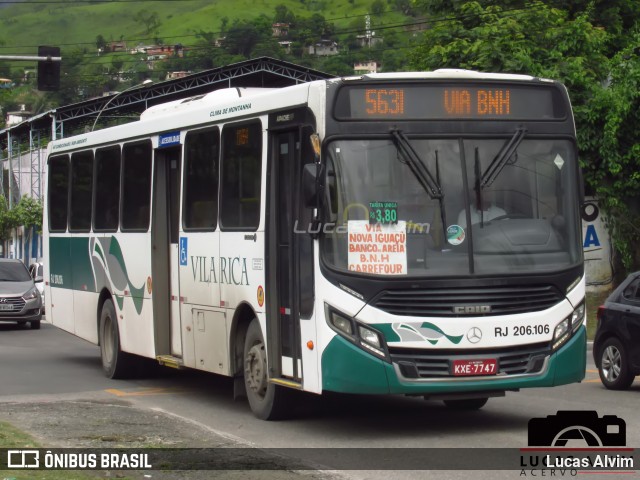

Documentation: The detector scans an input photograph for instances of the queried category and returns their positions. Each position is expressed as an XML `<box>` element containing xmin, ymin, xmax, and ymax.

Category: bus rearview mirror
<box><xmin>303</xmin><ymin>163</ymin><xmax>325</xmax><ymax>208</ymax></box>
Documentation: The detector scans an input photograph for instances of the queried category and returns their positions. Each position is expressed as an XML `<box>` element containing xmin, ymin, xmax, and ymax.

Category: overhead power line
<box><xmin>0</xmin><ymin>0</ymin><xmax>556</xmax><ymax>52</ymax></box>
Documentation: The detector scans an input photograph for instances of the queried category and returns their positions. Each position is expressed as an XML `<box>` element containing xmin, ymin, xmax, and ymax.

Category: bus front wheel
<box><xmin>243</xmin><ymin>318</ymin><xmax>291</xmax><ymax>420</ymax></box>
<box><xmin>99</xmin><ymin>299</ymin><xmax>133</xmax><ymax>379</ymax></box>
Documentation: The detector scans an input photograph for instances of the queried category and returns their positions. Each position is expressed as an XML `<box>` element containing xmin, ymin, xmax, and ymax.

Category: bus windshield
<box><xmin>321</xmin><ymin>136</ymin><xmax>581</xmax><ymax>277</ymax></box>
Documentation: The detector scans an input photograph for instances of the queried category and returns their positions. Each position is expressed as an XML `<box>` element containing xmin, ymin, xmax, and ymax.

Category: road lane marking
<box><xmin>105</xmin><ymin>387</ymin><xmax>189</xmax><ymax>397</ymax></box>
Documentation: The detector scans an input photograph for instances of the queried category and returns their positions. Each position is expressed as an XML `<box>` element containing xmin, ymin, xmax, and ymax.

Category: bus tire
<box><xmin>443</xmin><ymin>398</ymin><xmax>488</xmax><ymax>410</ymax></box>
<box><xmin>99</xmin><ymin>299</ymin><xmax>133</xmax><ymax>379</ymax></box>
<box><xmin>243</xmin><ymin>318</ymin><xmax>291</xmax><ymax>420</ymax></box>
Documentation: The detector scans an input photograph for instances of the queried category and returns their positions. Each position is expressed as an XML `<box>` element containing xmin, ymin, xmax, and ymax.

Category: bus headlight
<box><xmin>325</xmin><ymin>304</ymin><xmax>388</xmax><ymax>360</ymax></box>
<box><xmin>570</xmin><ymin>302</ymin><xmax>586</xmax><ymax>332</ymax></box>
<box><xmin>358</xmin><ymin>325</ymin><xmax>385</xmax><ymax>357</ymax></box>
<box><xmin>330</xmin><ymin>310</ymin><xmax>353</xmax><ymax>336</ymax></box>
<box><xmin>552</xmin><ymin>319</ymin><xmax>570</xmax><ymax>350</ymax></box>
<box><xmin>552</xmin><ymin>300</ymin><xmax>585</xmax><ymax>351</ymax></box>
<box><xmin>359</xmin><ymin>325</ymin><xmax>381</xmax><ymax>349</ymax></box>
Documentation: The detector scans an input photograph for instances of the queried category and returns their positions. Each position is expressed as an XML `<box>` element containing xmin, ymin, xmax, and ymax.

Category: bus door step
<box><xmin>270</xmin><ymin>378</ymin><xmax>303</xmax><ymax>389</ymax></box>
<box><xmin>156</xmin><ymin>355</ymin><xmax>184</xmax><ymax>369</ymax></box>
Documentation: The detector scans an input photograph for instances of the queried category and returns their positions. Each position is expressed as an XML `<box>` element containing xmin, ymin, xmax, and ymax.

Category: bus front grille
<box><xmin>371</xmin><ymin>284</ymin><xmax>563</xmax><ymax>317</ymax></box>
<box><xmin>389</xmin><ymin>343</ymin><xmax>551</xmax><ymax>379</ymax></box>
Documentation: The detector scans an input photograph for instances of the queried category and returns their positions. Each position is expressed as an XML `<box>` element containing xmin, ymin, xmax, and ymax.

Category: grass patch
<box><xmin>0</xmin><ymin>421</ymin><xmax>111</xmax><ymax>480</ymax></box>
<box><xmin>585</xmin><ymin>289</ymin><xmax>611</xmax><ymax>340</ymax></box>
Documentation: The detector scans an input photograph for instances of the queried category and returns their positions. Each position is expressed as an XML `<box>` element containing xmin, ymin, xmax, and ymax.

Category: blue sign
<box><xmin>583</xmin><ymin>224</ymin><xmax>601</xmax><ymax>248</ymax></box>
<box><xmin>159</xmin><ymin>131</ymin><xmax>181</xmax><ymax>148</ymax></box>
<box><xmin>179</xmin><ymin>237</ymin><xmax>188</xmax><ymax>266</ymax></box>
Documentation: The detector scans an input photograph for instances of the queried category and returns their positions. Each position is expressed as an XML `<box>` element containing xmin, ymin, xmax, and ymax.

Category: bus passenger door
<box><xmin>151</xmin><ymin>145</ymin><xmax>182</xmax><ymax>359</ymax></box>
<box><xmin>267</xmin><ymin>127</ymin><xmax>315</xmax><ymax>384</ymax></box>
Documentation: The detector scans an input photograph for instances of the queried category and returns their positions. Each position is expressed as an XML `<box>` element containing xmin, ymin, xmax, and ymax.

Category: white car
<box><xmin>28</xmin><ymin>261</ymin><xmax>45</xmax><ymax>315</ymax></box>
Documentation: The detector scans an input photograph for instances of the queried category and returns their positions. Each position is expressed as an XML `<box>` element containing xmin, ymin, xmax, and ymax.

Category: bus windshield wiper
<box><xmin>391</xmin><ymin>130</ymin><xmax>442</xmax><ymax>199</ymax></box>
<box><xmin>481</xmin><ymin>128</ymin><xmax>526</xmax><ymax>188</ymax></box>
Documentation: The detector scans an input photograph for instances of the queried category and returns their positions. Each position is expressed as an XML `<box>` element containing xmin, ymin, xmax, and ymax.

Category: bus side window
<box><xmin>121</xmin><ymin>140</ymin><xmax>152</xmax><ymax>231</ymax></box>
<box><xmin>69</xmin><ymin>150</ymin><xmax>94</xmax><ymax>232</ymax></box>
<box><xmin>183</xmin><ymin>127</ymin><xmax>219</xmax><ymax>230</ymax></box>
<box><xmin>94</xmin><ymin>146</ymin><xmax>121</xmax><ymax>232</ymax></box>
<box><xmin>220</xmin><ymin>121</ymin><xmax>262</xmax><ymax>230</ymax></box>
<box><xmin>48</xmin><ymin>154</ymin><xmax>70</xmax><ymax>232</ymax></box>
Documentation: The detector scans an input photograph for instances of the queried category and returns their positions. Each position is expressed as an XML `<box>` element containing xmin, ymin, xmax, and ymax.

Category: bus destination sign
<box><xmin>335</xmin><ymin>84</ymin><xmax>565</xmax><ymax>120</ymax></box>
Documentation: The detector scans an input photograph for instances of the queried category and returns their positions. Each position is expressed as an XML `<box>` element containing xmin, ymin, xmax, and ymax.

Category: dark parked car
<box><xmin>593</xmin><ymin>272</ymin><xmax>640</xmax><ymax>389</ymax></box>
<box><xmin>0</xmin><ymin>258</ymin><xmax>43</xmax><ymax>329</ymax></box>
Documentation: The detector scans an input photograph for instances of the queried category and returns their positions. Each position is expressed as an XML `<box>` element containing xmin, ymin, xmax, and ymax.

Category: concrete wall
<box><xmin>582</xmin><ymin>197</ymin><xmax>613</xmax><ymax>292</ymax></box>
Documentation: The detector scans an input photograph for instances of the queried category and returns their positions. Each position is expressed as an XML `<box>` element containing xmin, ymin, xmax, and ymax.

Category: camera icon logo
<box><xmin>528</xmin><ymin>410</ymin><xmax>626</xmax><ymax>447</ymax></box>
<box><xmin>7</xmin><ymin>449</ymin><xmax>40</xmax><ymax>468</ymax></box>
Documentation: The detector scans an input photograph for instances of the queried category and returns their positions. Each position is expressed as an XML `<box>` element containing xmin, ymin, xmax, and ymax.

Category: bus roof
<box><xmin>349</xmin><ymin>69</ymin><xmax>544</xmax><ymax>82</ymax></box>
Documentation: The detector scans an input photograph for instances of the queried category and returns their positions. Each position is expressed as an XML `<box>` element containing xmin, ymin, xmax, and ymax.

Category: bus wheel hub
<box><xmin>245</xmin><ymin>344</ymin><xmax>267</xmax><ymax>394</ymax></box>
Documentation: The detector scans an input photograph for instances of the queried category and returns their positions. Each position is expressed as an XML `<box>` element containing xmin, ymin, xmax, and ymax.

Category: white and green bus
<box><xmin>43</xmin><ymin>70</ymin><xmax>586</xmax><ymax>419</ymax></box>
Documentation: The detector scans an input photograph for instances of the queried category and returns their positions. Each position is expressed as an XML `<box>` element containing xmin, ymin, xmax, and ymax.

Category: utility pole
<box><xmin>0</xmin><ymin>46</ymin><xmax>61</xmax><ymax>91</ymax></box>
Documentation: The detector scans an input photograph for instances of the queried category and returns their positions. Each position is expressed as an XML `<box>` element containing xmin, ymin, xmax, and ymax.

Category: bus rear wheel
<box><xmin>243</xmin><ymin>318</ymin><xmax>291</xmax><ymax>420</ymax></box>
<box><xmin>99</xmin><ymin>299</ymin><xmax>133</xmax><ymax>379</ymax></box>
<box><xmin>443</xmin><ymin>398</ymin><xmax>488</xmax><ymax>410</ymax></box>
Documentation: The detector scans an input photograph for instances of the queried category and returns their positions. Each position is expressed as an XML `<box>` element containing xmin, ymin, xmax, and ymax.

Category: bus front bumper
<box><xmin>321</xmin><ymin>325</ymin><xmax>586</xmax><ymax>395</ymax></box>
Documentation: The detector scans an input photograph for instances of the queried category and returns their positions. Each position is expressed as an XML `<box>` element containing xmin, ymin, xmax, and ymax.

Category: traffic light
<box><xmin>37</xmin><ymin>46</ymin><xmax>60</xmax><ymax>91</ymax></box>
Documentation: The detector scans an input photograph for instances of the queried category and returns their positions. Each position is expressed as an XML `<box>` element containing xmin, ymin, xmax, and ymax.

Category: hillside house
<box><xmin>272</xmin><ymin>23</ymin><xmax>290</xmax><ymax>38</ymax></box>
<box><xmin>166</xmin><ymin>71</ymin><xmax>192</xmax><ymax>80</ymax></box>
<box><xmin>5</xmin><ymin>105</ymin><xmax>32</xmax><ymax>127</ymax></box>
<box><xmin>109</xmin><ymin>41</ymin><xmax>127</xmax><ymax>52</ymax></box>
<box><xmin>308</xmin><ymin>40</ymin><xmax>339</xmax><ymax>56</ymax></box>
<box><xmin>355</xmin><ymin>35</ymin><xmax>383</xmax><ymax>48</ymax></box>
<box><xmin>278</xmin><ymin>41</ymin><xmax>292</xmax><ymax>54</ymax></box>
<box><xmin>354</xmin><ymin>61</ymin><xmax>379</xmax><ymax>75</ymax></box>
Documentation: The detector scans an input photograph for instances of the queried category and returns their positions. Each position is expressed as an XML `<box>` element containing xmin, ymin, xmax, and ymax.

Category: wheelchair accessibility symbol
<box><xmin>179</xmin><ymin>237</ymin><xmax>188</xmax><ymax>266</ymax></box>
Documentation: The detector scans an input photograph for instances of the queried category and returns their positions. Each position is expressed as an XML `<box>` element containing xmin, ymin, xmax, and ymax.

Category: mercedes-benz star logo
<box><xmin>467</xmin><ymin>327</ymin><xmax>482</xmax><ymax>344</ymax></box>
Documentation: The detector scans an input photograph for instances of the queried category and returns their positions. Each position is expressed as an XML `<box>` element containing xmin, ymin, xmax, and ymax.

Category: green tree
<box><xmin>133</xmin><ymin>11</ymin><xmax>161</xmax><ymax>36</ymax></box>
<box><xmin>13</xmin><ymin>196</ymin><xmax>43</xmax><ymax>233</ymax></box>
<box><xmin>96</xmin><ymin>34</ymin><xmax>107</xmax><ymax>52</ymax></box>
<box><xmin>580</xmin><ymin>36</ymin><xmax>640</xmax><ymax>270</ymax></box>
<box><xmin>223</xmin><ymin>19</ymin><xmax>273</xmax><ymax>57</ymax></box>
<box><xmin>371</xmin><ymin>0</ymin><xmax>385</xmax><ymax>15</ymax></box>
<box><xmin>410</xmin><ymin>0</ymin><xmax>640</xmax><ymax>272</ymax></box>
<box><xmin>0</xmin><ymin>196</ymin><xmax>20</xmax><ymax>241</ymax></box>
<box><xmin>274</xmin><ymin>4</ymin><xmax>296</xmax><ymax>24</ymax></box>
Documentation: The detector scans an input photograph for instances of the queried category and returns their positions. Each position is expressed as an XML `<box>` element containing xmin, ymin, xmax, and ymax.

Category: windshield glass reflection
<box><xmin>320</xmin><ymin>137</ymin><xmax>580</xmax><ymax>277</ymax></box>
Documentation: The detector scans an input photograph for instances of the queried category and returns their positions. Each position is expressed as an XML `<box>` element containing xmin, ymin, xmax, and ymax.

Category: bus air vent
<box><xmin>371</xmin><ymin>284</ymin><xmax>563</xmax><ymax>317</ymax></box>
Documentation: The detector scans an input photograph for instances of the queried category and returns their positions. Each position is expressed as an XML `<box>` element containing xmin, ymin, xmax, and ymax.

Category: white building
<box><xmin>308</xmin><ymin>40</ymin><xmax>339</xmax><ymax>56</ymax></box>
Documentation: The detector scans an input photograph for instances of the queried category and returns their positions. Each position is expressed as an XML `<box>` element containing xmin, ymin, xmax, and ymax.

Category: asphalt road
<box><xmin>1</xmin><ymin>320</ymin><xmax>638</xmax><ymax>480</ymax></box>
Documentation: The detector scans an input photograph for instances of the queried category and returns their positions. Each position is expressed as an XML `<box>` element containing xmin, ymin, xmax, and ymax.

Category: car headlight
<box><xmin>23</xmin><ymin>286</ymin><xmax>40</xmax><ymax>301</ymax></box>
<box><xmin>552</xmin><ymin>300</ymin><xmax>585</xmax><ymax>351</ymax></box>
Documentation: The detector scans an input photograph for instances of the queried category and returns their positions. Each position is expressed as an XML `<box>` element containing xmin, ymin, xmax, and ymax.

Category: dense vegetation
<box><xmin>0</xmin><ymin>0</ymin><xmax>639</xmax><ymax>276</ymax></box>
